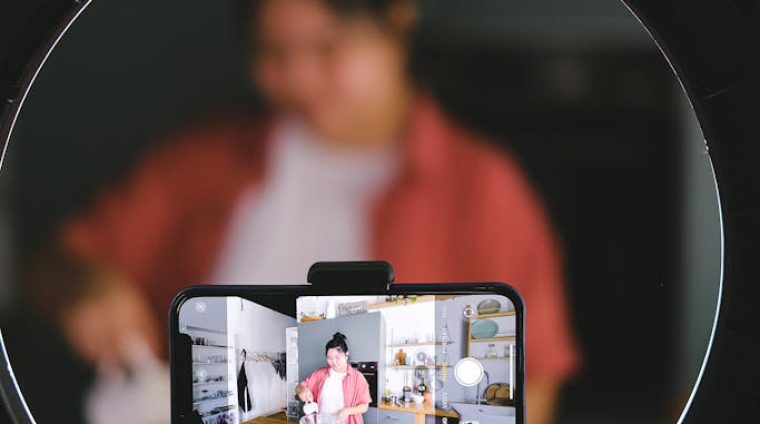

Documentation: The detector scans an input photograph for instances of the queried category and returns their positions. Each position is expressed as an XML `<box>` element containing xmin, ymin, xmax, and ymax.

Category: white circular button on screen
<box><xmin>453</xmin><ymin>357</ymin><xmax>484</xmax><ymax>387</ymax></box>
<box><xmin>194</xmin><ymin>301</ymin><xmax>207</xmax><ymax>313</ymax></box>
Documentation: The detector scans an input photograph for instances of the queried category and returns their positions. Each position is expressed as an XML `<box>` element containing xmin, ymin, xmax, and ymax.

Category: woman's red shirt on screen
<box><xmin>301</xmin><ymin>366</ymin><xmax>372</xmax><ymax>424</ymax></box>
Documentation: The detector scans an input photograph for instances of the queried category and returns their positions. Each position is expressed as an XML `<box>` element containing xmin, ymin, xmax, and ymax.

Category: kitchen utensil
<box><xmin>303</xmin><ymin>402</ymin><xmax>319</xmax><ymax>415</ymax></box>
<box><xmin>414</xmin><ymin>366</ymin><xmax>428</xmax><ymax>388</ymax></box>
<box><xmin>477</xmin><ymin>299</ymin><xmax>501</xmax><ymax>315</ymax></box>
<box><xmin>471</xmin><ymin>319</ymin><xmax>499</xmax><ymax>339</ymax></box>
<box><xmin>298</xmin><ymin>414</ymin><xmax>325</xmax><ymax>424</ymax></box>
<box><xmin>414</xmin><ymin>349</ymin><xmax>427</xmax><ymax>364</ymax></box>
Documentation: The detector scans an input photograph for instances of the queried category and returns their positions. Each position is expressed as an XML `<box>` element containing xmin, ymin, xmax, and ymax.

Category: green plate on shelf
<box><xmin>471</xmin><ymin>319</ymin><xmax>499</xmax><ymax>339</ymax></box>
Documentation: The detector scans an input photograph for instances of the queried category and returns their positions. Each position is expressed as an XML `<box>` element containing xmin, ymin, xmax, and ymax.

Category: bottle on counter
<box><xmin>403</xmin><ymin>372</ymin><xmax>412</xmax><ymax>403</ymax></box>
<box><xmin>416</xmin><ymin>379</ymin><xmax>427</xmax><ymax>394</ymax></box>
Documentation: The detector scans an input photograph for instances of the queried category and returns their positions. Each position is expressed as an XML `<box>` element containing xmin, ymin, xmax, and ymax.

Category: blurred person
<box><xmin>44</xmin><ymin>0</ymin><xmax>579</xmax><ymax>422</ymax></box>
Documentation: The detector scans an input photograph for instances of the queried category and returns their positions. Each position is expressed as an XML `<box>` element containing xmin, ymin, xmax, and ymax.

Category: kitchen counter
<box><xmin>243</xmin><ymin>411</ymin><xmax>290</xmax><ymax>424</ymax></box>
<box><xmin>379</xmin><ymin>401</ymin><xmax>459</xmax><ymax>424</ymax></box>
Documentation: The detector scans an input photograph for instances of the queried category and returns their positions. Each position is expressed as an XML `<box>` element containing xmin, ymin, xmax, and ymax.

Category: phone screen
<box><xmin>173</xmin><ymin>291</ymin><xmax>522</xmax><ymax>424</ymax></box>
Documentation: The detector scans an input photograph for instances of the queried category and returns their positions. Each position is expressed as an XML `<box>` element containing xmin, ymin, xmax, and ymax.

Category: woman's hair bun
<box><xmin>325</xmin><ymin>332</ymin><xmax>349</xmax><ymax>354</ymax></box>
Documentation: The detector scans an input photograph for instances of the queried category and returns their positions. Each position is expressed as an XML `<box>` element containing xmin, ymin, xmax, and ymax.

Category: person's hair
<box><xmin>242</xmin><ymin>0</ymin><xmax>411</xmax><ymax>26</ymax></box>
<box><xmin>325</xmin><ymin>332</ymin><xmax>349</xmax><ymax>355</ymax></box>
<box><xmin>237</xmin><ymin>0</ymin><xmax>416</xmax><ymax>47</ymax></box>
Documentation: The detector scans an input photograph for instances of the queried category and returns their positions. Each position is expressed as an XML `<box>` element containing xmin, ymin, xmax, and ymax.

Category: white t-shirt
<box><xmin>210</xmin><ymin>117</ymin><xmax>399</xmax><ymax>284</ymax></box>
<box><xmin>319</xmin><ymin>369</ymin><xmax>347</xmax><ymax>417</ymax></box>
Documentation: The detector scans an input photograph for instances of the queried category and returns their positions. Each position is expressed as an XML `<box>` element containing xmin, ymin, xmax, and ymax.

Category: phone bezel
<box><xmin>170</xmin><ymin>282</ymin><xmax>525</xmax><ymax>424</ymax></box>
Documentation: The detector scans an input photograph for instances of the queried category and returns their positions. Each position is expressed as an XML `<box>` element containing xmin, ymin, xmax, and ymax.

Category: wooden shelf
<box><xmin>387</xmin><ymin>342</ymin><xmax>451</xmax><ymax>348</ymax></box>
<box><xmin>469</xmin><ymin>336</ymin><xmax>516</xmax><ymax>343</ymax></box>
<box><xmin>368</xmin><ymin>295</ymin><xmax>435</xmax><ymax>310</ymax></box>
<box><xmin>466</xmin><ymin>308</ymin><xmax>516</xmax><ymax>356</ymax></box>
<box><xmin>468</xmin><ymin>311</ymin><xmax>516</xmax><ymax>320</ymax></box>
<box><xmin>201</xmin><ymin>408</ymin><xmax>236</xmax><ymax>420</ymax></box>
<box><xmin>194</xmin><ymin>394</ymin><xmax>232</xmax><ymax>405</ymax></box>
<box><xmin>390</xmin><ymin>365</ymin><xmax>450</xmax><ymax>369</ymax></box>
<box><xmin>192</xmin><ymin>344</ymin><xmax>233</xmax><ymax>349</ymax></box>
<box><xmin>368</xmin><ymin>295</ymin><xmax>460</xmax><ymax>311</ymax></box>
<box><xmin>193</xmin><ymin>380</ymin><xmax>227</xmax><ymax>386</ymax></box>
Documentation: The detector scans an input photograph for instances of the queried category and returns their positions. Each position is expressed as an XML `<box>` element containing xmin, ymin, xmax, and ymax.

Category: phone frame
<box><xmin>169</xmin><ymin>282</ymin><xmax>525</xmax><ymax>424</ymax></box>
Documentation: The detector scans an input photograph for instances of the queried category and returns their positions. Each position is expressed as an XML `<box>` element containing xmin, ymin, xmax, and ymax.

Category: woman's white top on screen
<box><xmin>319</xmin><ymin>368</ymin><xmax>347</xmax><ymax>417</ymax></box>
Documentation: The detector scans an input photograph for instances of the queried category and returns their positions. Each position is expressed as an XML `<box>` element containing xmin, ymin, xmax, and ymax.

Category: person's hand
<box><xmin>59</xmin><ymin>268</ymin><xmax>160</xmax><ymax>369</ymax></box>
<box><xmin>298</xmin><ymin>387</ymin><xmax>315</xmax><ymax>403</ymax></box>
<box><xmin>337</xmin><ymin>408</ymin><xmax>351</xmax><ymax>424</ymax></box>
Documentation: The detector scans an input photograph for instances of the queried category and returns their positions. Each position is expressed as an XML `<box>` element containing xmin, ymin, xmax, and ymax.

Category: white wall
<box><xmin>179</xmin><ymin>296</ymin><xmax>228</xmax><ymax>333</ymax></box>
<box><xmin>228</xmin><ymin>297</ymin><xmax>297</xmax><ymax>421</ymax></box>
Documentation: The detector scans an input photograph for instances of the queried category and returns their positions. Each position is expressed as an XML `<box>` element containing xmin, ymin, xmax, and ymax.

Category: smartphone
<box><xmin>170</xmin><ymin>269</ymin><xmax>524</xmax><ymax>424</ymax></box>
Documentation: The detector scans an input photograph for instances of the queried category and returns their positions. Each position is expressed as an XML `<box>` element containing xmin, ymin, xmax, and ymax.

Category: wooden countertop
<box><xmin>378</xmin><ymin>401</ymin><xmax>459</xmax><ymax>418</ymax></box>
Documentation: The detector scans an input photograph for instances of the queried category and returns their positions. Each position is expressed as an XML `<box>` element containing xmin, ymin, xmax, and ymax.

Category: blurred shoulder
<box><xmin>144</xmin><ymin>112</ymin><xmax>271</xmax><ymax>169</ymax></box>
<box><xmin>431</xmin><ymin>104</ymin><xmax>533</xmax><ymax>201</ymax></box>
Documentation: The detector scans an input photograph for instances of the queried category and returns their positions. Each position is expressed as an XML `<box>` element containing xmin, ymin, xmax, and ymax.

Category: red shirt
<box><xmin>301</xmin><ymin>366</ymin><xmax>372</xmax><ymax>424</ymax></box>
<box><xmin>61</xmin><ymin>95</ymin><xmax>579</xmax><ymax>382</ymax></box>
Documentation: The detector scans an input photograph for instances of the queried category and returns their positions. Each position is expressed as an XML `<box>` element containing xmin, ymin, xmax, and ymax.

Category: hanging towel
<box><xmin>271</xmin><ymin>353</ymin><xmax>287</xmax><ymax>380</ymax></box>
<box><xmin>238</xmin><ymin>362</ymin><xmax>253</xmax><ymax>412</ymax></box>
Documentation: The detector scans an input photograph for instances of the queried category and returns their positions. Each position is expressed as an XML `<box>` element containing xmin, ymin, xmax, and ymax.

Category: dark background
<box><xmin>0</xmin><ymin>0</ymin><xmax>727</xmax><ymax>423</ymax></box>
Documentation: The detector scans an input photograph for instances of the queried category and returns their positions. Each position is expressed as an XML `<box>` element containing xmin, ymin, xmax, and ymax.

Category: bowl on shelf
<box><xmin>477</xmin><ymin>299</ymin><xmax>501</xmax><ymax>315</ymax></box>
<box><xmin>471</xmin><ymin>319</ymin><xmax>499</xmax><ymax>339</ymax></box>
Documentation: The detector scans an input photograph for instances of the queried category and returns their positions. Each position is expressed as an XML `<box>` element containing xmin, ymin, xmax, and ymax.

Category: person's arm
<box><xmin>25</xmin><ymin>247</ymin><xmax>160</xmax><ymax>367</ymax></box>
<box><xmin>526</xmin><ymin>377</ymin><xmax>562</xmax><ymax>424</ymax></box>
<box><xmin>296</xmin><ymin>369</ymin><xmax>322</xmax><ymax>402</ymax></box>
<box><xmin>337</xmin><ymin>404</ymin><xmax>369</xmax><ymax>424</ymax></box>
<box><xmin>51</xmin><ymin>137</ymin><xmax>199</xmax><ymax>366</ymax></box>
<box><xmin>295</xmin><ymin>382</ymin><xmax>315</xmax><ymax>402</ymax></box>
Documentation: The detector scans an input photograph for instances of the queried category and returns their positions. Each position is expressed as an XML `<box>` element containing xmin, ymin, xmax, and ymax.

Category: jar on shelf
<box><xmin>395</xmin><ymin>349</ymin><xmax>406</xmax><ymax>366</ymax></box>
<box><xmin>486</xmin><ymin>343</ymin><xmax>497</xmax><ymax>359</ymax></box>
